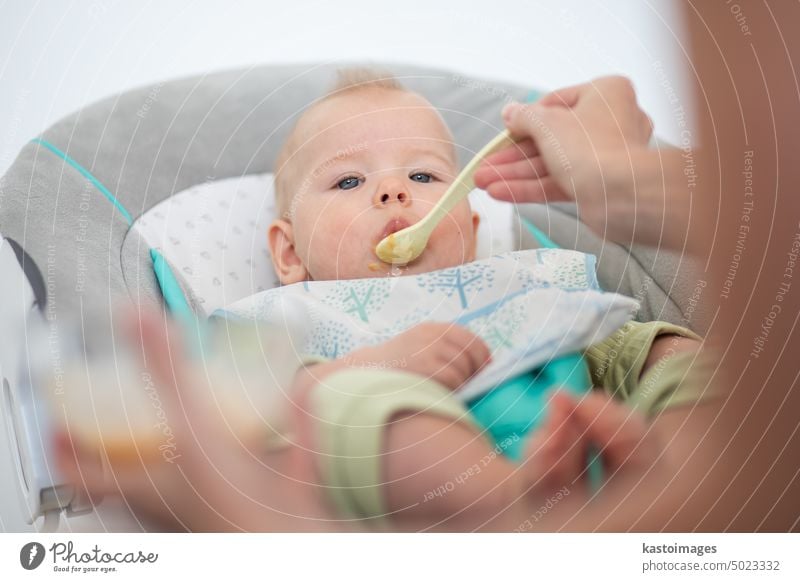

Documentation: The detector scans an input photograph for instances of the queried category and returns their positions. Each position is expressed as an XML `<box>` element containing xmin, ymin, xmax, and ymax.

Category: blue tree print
<box><xmin>309</xmin><ymin>319</ymin><xmax>355</xmax><ymax>359</ymax></box>
<box><xmin>321</xmin><ymin>279</ymin><xmax>391</xmax><ymax>324</ymax></box>
<box><xmin>538</xmin><ymin>249</ymin><xmax>592</xmax><ymax>289</ymax></box>
<box><xmin>469</xmin><ymin>300</ymin><xmax>527</xmax><ymax>351</ymax></box>
<box><xmin>416</xmin><ymin>263</ymin><xmax>495</xmax><ymax>309</ymax></box>
<box><xmin>344</xmin><ymin>285</ymin><xmax>374</xmax><ymax>322</ymax></box>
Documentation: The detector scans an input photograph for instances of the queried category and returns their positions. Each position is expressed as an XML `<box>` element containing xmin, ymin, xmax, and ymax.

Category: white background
<box><xmin>0</xmin><ymin>0</ymin><xmax>693</xmax><ymax>532</ymax></box>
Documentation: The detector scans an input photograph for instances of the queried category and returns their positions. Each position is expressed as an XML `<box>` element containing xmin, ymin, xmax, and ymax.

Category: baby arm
<box><xmin>585</xmin><ymin>320</ymin><xmax>710</xmax><ymax>465</ymax></box>
<box><xmin>295</xmin><ymin>323</ymin><xmax>661</xmax><ymax>526</ymax></box>
<box><xmin>294</xmin><ymin>324</ymin><xmax>533</xmax><ymax>519</ymax></box>
<box><xmin>585</xmin><ymin>321</ymin><xmax>702</xmax><ymax>402</ymax></box>
<box><xmin>383</xmin><ymin>383</ymin><xmax>662</xmax><ymax>527</ymax></box>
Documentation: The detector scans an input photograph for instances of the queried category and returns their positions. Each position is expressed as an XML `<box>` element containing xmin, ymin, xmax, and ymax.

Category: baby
<box><xmin>266</xmin><ymin>69</ymin><xmax>704</xmax><ymax>523</ymax></box>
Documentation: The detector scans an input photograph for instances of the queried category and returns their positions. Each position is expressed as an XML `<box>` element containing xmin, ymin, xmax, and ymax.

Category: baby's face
<box><xmin>271</xmin><ymin>89</ymin><xmax>479</xmax><ymax>283</ymax></box>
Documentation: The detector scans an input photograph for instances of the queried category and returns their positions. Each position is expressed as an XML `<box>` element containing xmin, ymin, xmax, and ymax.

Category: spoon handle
<box><xmin>418</xmin><ymin>129</ymin><xmax>518</xmax><ymax>237</ymax></box>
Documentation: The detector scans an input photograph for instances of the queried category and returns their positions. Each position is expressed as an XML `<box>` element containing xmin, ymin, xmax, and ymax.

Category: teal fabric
<box><xmin>30</xmin><ymin>137</ymin><xmax>198</xmax><ymax>329</ymax></box>
<box><xmin>467</xmin><ymin>353</ymin><xmax>603</xmax><ymax>489</ymax></box>
<box><xmin>467</xmin><ymin>353</ymin><xmax>591</xmax><ymax>460</ymax></box>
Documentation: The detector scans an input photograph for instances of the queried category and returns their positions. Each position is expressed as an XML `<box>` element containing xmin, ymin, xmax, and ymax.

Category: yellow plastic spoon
<box><xmin>375</xmin><ymin>129</ymin><xmax>519</xmax><ymax>265</ymax></box>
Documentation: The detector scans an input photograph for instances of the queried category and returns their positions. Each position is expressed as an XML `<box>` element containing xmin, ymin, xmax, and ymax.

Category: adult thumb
<box><xmin>501</xmin><ymin>101</ymin><xmax>554</xmax><ymax>143</ymax></box>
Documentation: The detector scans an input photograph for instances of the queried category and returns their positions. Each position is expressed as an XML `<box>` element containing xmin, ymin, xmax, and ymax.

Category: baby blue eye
<box><xmin>337</xmin><ymin>176</ymin><xmax>362</xmax><ymax>190</ymax></box>
<box><xmin>410</xmin><ymin>172</ymin><xmax>433</xmax><ymax>183</ymax></box>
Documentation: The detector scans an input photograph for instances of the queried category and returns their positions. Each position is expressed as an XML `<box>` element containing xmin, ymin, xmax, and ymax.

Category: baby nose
<box><xmin>374</xmin><ymin>180</ymin><xmax>410</xmax><ymax>207</ymax></box>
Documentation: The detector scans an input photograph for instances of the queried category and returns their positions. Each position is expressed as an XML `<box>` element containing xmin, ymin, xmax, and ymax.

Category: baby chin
<box><xmin>359</xmin><ymin>247</ymin><xmax>470</xmax><ymax>278</ymax></box>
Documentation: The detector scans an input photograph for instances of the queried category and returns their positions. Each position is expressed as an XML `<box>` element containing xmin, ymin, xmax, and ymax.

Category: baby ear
<box><xmin>470</xmin><ymin>211</ymin><xmax>481</xmax><ymax>261</ymax></box>
<box><xmin>268</xmin><ymin>219</ymin><xmax>309</xmax><ymax>285</ymax></box>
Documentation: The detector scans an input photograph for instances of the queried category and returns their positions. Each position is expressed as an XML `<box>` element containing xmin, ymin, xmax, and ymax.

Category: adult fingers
<box><xmin>535</xmin><ymin>393</ymin><xmax>586</xmax><ymax>479</ymax></box>
<box><xmin>501</xmin><ymin>102</ymin><xmax>549</xmax><ymax>141</ymax></box>
<box><xmin>566</xmin><ymin>391</ymin><xmax>658</xmax><ymax>472</ymax></box>
<box><xmin>474</xmin><ymin>156</ymin><xmax>549</xmax><ymax>189</ymax></box>
<box><xmin>536</xmin><ymin>83</ymin><xmax>587</xmax><ymax>108</ymax></box>
<box><xmin>480</xmin><ymin>138</ymin><xmax>539</xmax><ymax>167</ymax></box>
<box><xmin>642</xmin><ymin>112</ymin><xmax>655</xmax><ymax>142</ymax></box>
<box><xmin>523</xmin><ymin>393</ymin><xmax>587</xmax><ymax>494</ymax></box>
<box><xmin>592</xmin><ymin>75</ymin><xmax>638</xmax><ymax>104</ymax></box>
<box><xmin>484</xmin><ymin>177</ymin><xmax>571</xmax><ymax>204</ymax></box>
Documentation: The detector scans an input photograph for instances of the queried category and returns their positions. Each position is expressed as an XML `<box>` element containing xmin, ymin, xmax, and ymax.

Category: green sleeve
<box><xmin>583</xmin><ymin>321</ymin><xmax>713</xmax><ymax>417</ymax></box>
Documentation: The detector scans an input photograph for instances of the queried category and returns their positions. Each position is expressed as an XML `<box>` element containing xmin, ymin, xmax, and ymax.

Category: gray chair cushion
<box><xmin>516</xmin><ymin>203</ymin><xmax>711</xmax><ymax>334</ymax></box>
<box><xmin>0</xmin><ymin>61</ymin><xmax>706</xmax><ymax>334</ymax></box>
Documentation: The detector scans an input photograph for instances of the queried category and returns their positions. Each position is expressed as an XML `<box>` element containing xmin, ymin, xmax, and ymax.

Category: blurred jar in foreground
<box><xmin>34</xmin><ymin>305</ymin><xmax>308</xmax><ymax>467</ymax></box>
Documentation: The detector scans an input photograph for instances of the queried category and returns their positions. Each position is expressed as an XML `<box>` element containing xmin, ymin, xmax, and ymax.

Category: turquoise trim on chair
<box><xmin>30</xmin><ymin>137</ymin><xmax>134</xmax><ymax>226</ymax></box>
<box><xmin>150</xmin><ymin>248</ymin><xmax>206</xmax><ymax>355</ymax></box>
<box><xmin>521</xmin><ymin>216</ymin><xmax>559</xmax><ymax>249</ymax></box>
<box><xmin>150</xmin><ymin>249</ymin><xmax>194</xmax><ymax>325</ymax></box>
<box><xmin>30</xmin><ymin>137</ymin><xmax>199</xmax><ymax>335</ymax></box>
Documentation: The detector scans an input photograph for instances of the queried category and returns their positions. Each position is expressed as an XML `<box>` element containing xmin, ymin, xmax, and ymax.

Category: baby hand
<box><xmin>332</xmin><ymin>322</ymin><xmax>491</xmax><ymax>390</ymax></box>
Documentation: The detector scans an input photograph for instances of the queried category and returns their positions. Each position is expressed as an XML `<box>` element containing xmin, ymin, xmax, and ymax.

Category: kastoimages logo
<box><xmin>20</xmin><ymin>542</ymin><xmax>46</xmax><ymax>570</ymax></box>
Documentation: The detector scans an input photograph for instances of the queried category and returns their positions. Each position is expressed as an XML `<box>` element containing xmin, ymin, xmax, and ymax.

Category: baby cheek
<box><xmin>306</xmin><ymin>222</ymin><xmax>342</xmax><ymax>257</ymax></box>
<box><xmin>306</xmin><ymin>214</ymin><xmax>370</xmax><ymax>276</ymax></box>
<box><xmin>441</xmin><ymin>207</ymin><xmax>475</xmax><ymax>246</ymax></box>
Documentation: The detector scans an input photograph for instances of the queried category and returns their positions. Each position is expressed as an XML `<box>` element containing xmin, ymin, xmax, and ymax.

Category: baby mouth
<box><xmin>371</xmin><ymin>217</ymin><xmax>420</xmax><ymax>271</ymax></box>
<box><xmin>377</xmin><ymin>217</ymin><xmax>412</xmax><ymax>244</ymax></box>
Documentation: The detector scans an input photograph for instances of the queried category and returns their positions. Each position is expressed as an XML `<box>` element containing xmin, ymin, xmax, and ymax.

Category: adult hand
<box><xmin>521</xmin><ymin>390</ymin><xmax>662</xmax><ymax>501</ymax></box>
<box><xmin>474</xmin><ymin>76</ymin><xmax>657</xmax><ymax>240</ymax></box>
